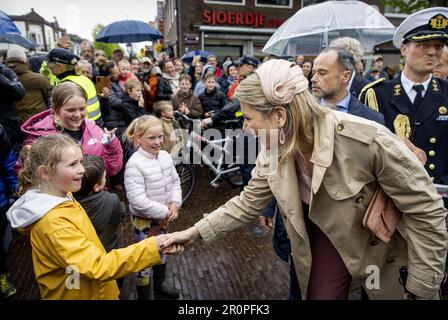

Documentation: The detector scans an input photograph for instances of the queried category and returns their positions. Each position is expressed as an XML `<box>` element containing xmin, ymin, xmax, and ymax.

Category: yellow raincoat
<box><xmin>14</xmin><ymin>192</ymin><xmax>161</xmax><ymax>300</ymax></box>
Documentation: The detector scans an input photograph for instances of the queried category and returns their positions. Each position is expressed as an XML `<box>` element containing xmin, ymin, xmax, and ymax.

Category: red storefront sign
<box><xmin>202</xmin><ymin>9</ymin><xmax>283</xmax><ymax>28</ymax></box>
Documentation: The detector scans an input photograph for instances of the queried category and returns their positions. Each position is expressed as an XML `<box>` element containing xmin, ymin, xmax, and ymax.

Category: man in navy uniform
<box><xmin>360</xmin><ymin>7</ymin><xmax>448</xmax><ymax>207</ymax></box>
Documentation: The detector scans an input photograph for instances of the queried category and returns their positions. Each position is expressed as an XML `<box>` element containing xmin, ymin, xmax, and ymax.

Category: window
<box><xmin>204</xmin><ymin>0</ymin><xmax>246</xmax><ymax>5</ymax></box>
<box><xmin>28</xmin><ymin>31</ymin><xmax>37</xmax><ymax>44</ymax></box>
<box><xmin>256</xmin><ymin>0</ymin><xmax>292</xmax><ymax>8</ymax></box>
<box><xmin>301</xmin><ymin>0</ymin><xmax>325</xmax><ymax>8</ymax></box>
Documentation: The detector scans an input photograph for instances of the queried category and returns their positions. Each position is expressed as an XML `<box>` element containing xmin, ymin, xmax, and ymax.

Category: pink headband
<box><xmin>256</xmin><ymin>59</ymin><xmax>309</xmax><ymax>106</ymax></box>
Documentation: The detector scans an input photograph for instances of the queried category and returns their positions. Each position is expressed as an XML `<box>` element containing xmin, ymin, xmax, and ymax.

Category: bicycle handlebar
<box><xmin>175</xmin><ymin>111</ymin><xmax>243</xmax><ymax>129</ymax></box>
<box><xmin>175</xmin><ymin>111</ymin><xmax>195</xmax><ymax>123</ymax></box>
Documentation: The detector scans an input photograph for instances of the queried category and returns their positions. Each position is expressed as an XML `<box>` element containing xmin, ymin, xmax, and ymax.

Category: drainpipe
<box><xmin>176</xmin><ymin>0</ymin><xmax>181</xmax><ymax>56</ymax></box>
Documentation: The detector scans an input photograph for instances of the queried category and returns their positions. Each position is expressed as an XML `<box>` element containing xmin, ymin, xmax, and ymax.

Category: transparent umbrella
<box><xmin>263</xmin><ymin>1</ymin><xmax>396</xmax><ymax>57</ymax></box>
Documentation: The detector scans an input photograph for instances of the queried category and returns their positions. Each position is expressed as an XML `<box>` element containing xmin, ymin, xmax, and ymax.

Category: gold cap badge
<box><xmin>439</xmin><ymin>106</ymin><xmax>447</xmax><ymax>114</ymax></box>
<box><xmin>430</xmin><ymin>14</ymin><xmax>448</xmax><ymax>30</ymax></box>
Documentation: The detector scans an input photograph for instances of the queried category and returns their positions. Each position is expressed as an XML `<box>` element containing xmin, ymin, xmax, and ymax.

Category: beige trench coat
<box><xmin>195</xmin><ymin>110</ymin><xmax>447</xmax><ymax>300</ymax></box>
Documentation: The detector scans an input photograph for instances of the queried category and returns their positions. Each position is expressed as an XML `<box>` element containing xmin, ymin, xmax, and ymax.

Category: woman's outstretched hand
<box><xmin>161</xmin><ymin>227</ymin><xmax>200</xmax><ymax>249</ymax></box>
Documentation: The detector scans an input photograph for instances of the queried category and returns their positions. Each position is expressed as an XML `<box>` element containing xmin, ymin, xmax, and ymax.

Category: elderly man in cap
<box><xmin>360</xmin><ymin>7</ymin><xmax>448</xmax><ymax>210</ymax></box>
<box><xmin>46</xmin><ymin>48</ymin><xmax>103</xmax><ymax>127</ymax></box>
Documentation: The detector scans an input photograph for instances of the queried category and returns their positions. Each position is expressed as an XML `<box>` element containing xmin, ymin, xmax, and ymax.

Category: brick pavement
<box><xmin>6</xmin><ymin>166</ymin><xmax>290</xmax><ymax>300</ymax></box>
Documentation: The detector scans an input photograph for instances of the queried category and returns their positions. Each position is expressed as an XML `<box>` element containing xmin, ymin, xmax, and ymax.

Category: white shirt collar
<box><xmin>401</xmin><ymin>72</ymin><xmax>432</xmax><ymax>100</ymax></box>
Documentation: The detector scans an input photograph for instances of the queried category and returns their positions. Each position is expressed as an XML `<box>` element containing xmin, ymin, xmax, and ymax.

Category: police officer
<box><xmin>360</xmin><ymin>7</ymin><xmax>448</xmax><ymax>207</ymax></box>
<box><xmin>46</xmin><ymin>48</ymin><xmax>103</xmax><ymax>127</ymax></box>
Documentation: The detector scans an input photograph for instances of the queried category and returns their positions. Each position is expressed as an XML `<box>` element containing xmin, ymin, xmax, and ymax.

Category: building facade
<box><xmin>164</xmin><ymin>0</ymin><xmax>303</xmax><ymax>60</ymax></box>
<box><xmin>163</xmin><ymin>0</ymin><xmax>396</xmax><ymax>61</ymax></box>
<box><xmin>9</xmin><ymin>8</ymin><xmax>66</xmax><ymax>52</ymax></box>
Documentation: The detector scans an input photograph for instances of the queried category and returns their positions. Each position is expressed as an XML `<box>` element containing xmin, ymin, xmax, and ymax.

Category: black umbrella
<box><xmin>96</xmin><ymin>20</ymin><xmax>163</xmax><ymax>43</ymax></box>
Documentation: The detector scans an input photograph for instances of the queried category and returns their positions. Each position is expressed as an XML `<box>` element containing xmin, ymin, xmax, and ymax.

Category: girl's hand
<box><xmin>156</xmin><ymin>234</ymin><xmax>184</xmax><ymax>254</ymax></box>
<box><xmin>162</xmin><ymin>243</ymin><xmax>184</xmax><ymax>254</ymax></box>
<box><xmin>101</xmin><ymin>127</ymin><xmax>117</xmax><ymax>145</ymax></box>
<box><xmin>167</xmin><ymin>203</ymin><xmax>179</xmax><ymax>222</ymax></box>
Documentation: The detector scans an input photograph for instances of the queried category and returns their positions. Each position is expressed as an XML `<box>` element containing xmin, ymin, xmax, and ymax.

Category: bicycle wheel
<box><xmin>175</xmin><ymin>163</ymin><xmax>196</xmax><ymax>204</ymax></box>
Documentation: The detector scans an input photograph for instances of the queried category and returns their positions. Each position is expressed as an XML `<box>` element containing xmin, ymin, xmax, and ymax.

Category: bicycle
<box><xmin>173</xmin><ymin>112</ymin><xmax>243</xmax><ymax>204</ymax></box>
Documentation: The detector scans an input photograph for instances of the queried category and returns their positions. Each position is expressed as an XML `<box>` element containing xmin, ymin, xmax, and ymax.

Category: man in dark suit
<box><xmin>350</xmin><ymin>73</ymin><xmax>371</xmax><ymax>98</ymax></box>
<box><xmin>259</xmin><ymin>47</ymin><xmax>384</xmax><ymax>300</ymax></box>
<box><xmin>329</xmin><ymin>36</ymin><xmax>372</xmax><ymax>98</ymax></box>
<box><xmin>360</xmin><ymin>7</ymin><xmax>448</xmax><ymax>207</ymax></box>
<box><xmin>311</xmin><ymin>47</ymin><xmax>384</xmax><ymax>124</ymax></box>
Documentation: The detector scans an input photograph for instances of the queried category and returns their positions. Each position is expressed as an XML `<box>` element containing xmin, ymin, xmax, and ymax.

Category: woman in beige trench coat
<box><xmin>162</xmin><ymin>59</ymin><xmax>447</xmax><ymax>300</ymax></box>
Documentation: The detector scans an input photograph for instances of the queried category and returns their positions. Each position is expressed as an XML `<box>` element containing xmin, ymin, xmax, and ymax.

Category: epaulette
<box><xmin>358</xmin><ymin>77</ymin><xmax>387</xmax><ymax>98</ymax></box>
<box><xmin>359</xmin><ymin>77</ymin><xmax>387</xmax><ymax>112</ymax></box>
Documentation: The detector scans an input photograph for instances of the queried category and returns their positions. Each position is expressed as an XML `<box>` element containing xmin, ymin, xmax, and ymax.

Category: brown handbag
<box><xmin>362</xmin><ymin>138</ymin><xmax>425</xmax><ymax>243</ymax></box>
<box><xmin>362</xmin><ymin>187</ymin><xmax>403</xmax><ymax>243</ymax></box>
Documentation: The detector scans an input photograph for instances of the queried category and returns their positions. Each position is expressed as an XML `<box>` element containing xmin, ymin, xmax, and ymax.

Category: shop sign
<box><xmin>202</xmin><ymin>9</ymin><xmax>284</xmax><ymax>28</ymax></box>
<box><xmin>184</xmin><ymin>33</ymin><xmax>199</xmax><ymax>44</ymax></box>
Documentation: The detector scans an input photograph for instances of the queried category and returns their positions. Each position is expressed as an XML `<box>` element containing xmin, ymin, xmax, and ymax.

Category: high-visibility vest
<box><xmin>62</xmin><ymin>75</ymin><xmax>101</xmax><ymax>121</ymax></box>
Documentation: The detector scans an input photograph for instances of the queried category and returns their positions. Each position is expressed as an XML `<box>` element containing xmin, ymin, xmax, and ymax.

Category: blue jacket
<box><xmin>0</xmin><ymin>124</ymin><xmax>18</xmax><ymax>208</ymax></box>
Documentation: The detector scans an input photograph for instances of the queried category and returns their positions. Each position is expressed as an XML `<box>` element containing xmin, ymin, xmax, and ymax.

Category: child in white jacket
<box><xmin>124</xmin><ymin>115</ymin><xmax>182</xmax><ymax>300</ymax></box>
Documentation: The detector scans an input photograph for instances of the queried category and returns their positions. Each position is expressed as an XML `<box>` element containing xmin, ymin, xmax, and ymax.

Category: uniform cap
<box><xmin>236</xmin><ymin>55</ymin><xmax>260</xmax><ymax>68</ymax></box>
<box><xmin>393</xmin><ymin>7</ymin><xmax>448</xmax><ymax>48</ymax></box>
<box><xmin>47</xmin><ymin>48</ymin><xmax>80</xmax><ymax>66</ymax></box>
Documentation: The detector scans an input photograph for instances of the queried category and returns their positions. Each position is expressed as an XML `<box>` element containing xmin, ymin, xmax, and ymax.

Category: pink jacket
<box><xmin>21</xmin><ymin>109</ymin><xmax>123</xmax><ymax>177</ymax></box>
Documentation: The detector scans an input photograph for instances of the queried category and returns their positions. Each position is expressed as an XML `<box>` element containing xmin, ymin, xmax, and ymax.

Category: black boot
<box><xmin>152</xmin><ymin>264</ymin><xmax>179</xmax><ymax>299</ymax></box>
<box><xmin>136</xmin><ymin>285</ymin><xmax>151</xmax><ymax>300</ymax></box>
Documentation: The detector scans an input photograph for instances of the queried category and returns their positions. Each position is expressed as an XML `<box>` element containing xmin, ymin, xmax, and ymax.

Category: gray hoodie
<box><xmin>6</xmin><ymin>189</ymin><xmax>71</xmax><ymax>229</ymax></box>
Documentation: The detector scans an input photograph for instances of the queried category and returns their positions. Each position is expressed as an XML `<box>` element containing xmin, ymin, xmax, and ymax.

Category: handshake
<box><xmin>155</xmin><ymin>227</ymin><xmax>200</xmax><ymax>254</ymax></box>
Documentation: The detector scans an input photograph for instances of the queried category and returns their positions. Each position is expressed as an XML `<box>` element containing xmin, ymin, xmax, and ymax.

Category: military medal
<box><xmin>393</xmin><ymin>114</ymin><xmax>411</xmax><ymax>139</ymax></box>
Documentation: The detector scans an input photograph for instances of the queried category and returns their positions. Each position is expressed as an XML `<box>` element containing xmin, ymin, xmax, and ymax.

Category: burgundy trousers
<box><xmin>302</xmin><ymin>203</ymin><xmax>352</xmax><ymax>300</ymax></box>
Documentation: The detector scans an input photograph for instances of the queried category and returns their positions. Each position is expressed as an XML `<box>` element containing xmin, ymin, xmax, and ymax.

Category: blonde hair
<box><xmin>153</xmin><ymin>101</ymin><xmax>173</xmax><ymax>117</ymax></box>
<box><xmin>118</xmin><ymin>59</ymin><xmax>131</xmax><ymax>69</ymax></box>
<box><xmin>124</xmin><ymin>115</ymin><xmax>162</xmax><ymax>147</ymax></box>
<box><xmin>19</xmin><ymin>134</ymin><xmax>81</xmax><ymax>194</ymax></box>
<box><xmin>54</xmin><ymin>61</ymin><xmax>82</xmax><ymax>76</ymax></box>
<box><xmin>329</xmin><ymin>37</ymin><xmax>364</xmax><ymax>63</ymax></box>
<box><xmin>234</xmin><ymin>72</ymin><xmax>325</xmax><ymax>169</ymax></box>
<box><xmin>51</xmin><ymin>82</ymin><xmax>87</xmax><ymax>113</ymax></box>
<box><xmin>124</xmin><ymin>78</ymin><xmax>142</xmax><ymax>92</ymax></box>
